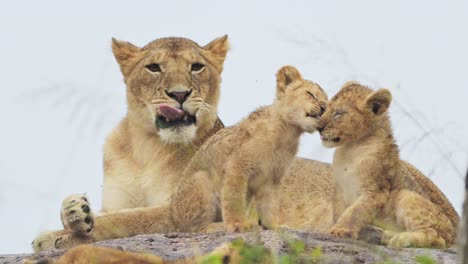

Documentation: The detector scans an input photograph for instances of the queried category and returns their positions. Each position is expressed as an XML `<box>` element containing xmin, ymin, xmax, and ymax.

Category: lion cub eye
<box><xmin>146</xmin><ymin>63</ymin><xmax>161</xmax><ymax>73</ymax></box>
<box><xmin>191</xmin><ymin>63</ymin><xmax>205</xmax><ymax>72</ymax></box>
<box><xmin>306</xmin><ymin>91</ymin><xmax>317</xmax><ymax>99</ymax></box>
<box><xmin>334</xmin><ymin>111</ymin><xmax>345</xmax><ymax>119</ymax></box>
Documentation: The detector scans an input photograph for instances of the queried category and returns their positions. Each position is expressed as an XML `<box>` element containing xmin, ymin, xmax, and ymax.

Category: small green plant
<box><xmin>233</xmin><ymin>238</ymin><xmax>274</xmax><ymax>264</ymax></box>
<box><xmin>415</xmin><ymin>255</ymin><xmax>437</xmax><ymax>264</ymax></box>
<box><xmin>278</xmin><ymin>238</ymin><xmax>310</xmax><ymax>264</ymax></box>
<box><xmin>200</xmin><ymin>254</ymin><xmax>225</xmax><ymax>264</ymax></box>
<box><xmin>199</xmin><ymin>239</ymin><xmax>273</xmax><ymax>264</ymax></box>
<box><xmin>310</xmin><ymin>246</ymin><xmax>323</xmax><ymax>262</ymax></box>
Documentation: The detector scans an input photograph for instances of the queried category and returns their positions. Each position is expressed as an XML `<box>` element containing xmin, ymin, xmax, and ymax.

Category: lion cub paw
<box><xmin>387</xmin><ymin>232</ymin><xmax>445</xmax><ymax>249</ymax></box>
<box><xmin>330</xmin><ymin>226</ymin><xmax>358</xmax><ymax>240</ymax></box>
<box><xmin>358</xmin><ymin>225</ymin><xmax>384</xmax><ymax>245</ymax></box>
<box><xmin>61</xmin><ymin>194</ymin><xmax>94</xmax><ymax>235</ymax></box>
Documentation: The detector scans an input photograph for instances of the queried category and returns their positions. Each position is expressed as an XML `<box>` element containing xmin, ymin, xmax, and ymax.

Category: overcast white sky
<box><xmin>0</xmin><ymin>0</ymin><xmax>467</xmax><ymax>254</ymax></box>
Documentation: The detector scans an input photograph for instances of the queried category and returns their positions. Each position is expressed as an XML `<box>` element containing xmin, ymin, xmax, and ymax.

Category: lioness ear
<box><xmin>203</xmin><ymin>35</ymin><xmax>229</xmax><ymax>72</ymax></box>
<box><xmin>364</xmin><ymin>89</ymin><xmax>392</xmax><ymax>115</ymax></box>
<box><xmin>276</xmin><ymin>65</ymin><xmax>303</xmax><ymax>96</ymax></box>
<box><xmin>111</xmin><ymin>38</ymin><xmax>141</xmax><ymax>75</ymax></box>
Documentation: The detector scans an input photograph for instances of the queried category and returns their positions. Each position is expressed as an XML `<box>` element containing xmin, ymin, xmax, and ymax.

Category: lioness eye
<box><xmin>191</xmin><ymin>63</ymin><xmax>205</xmax><ymax>72</ymax></box>
<box><xmin>146</xmin><ymin>63</ymin><xmax>161</xmax><ymax>73</ymax></box>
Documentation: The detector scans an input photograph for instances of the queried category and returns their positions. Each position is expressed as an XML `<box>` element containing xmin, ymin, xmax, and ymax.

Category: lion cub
<box><xmin>316</xmin><ymin>82</ymin><xmax>459</xmax><ymax>248</ymax></box>
<box><xmin>171</xmin><ymin>66</ymin><xmax>327</xmax><ymax>232</ymax></box>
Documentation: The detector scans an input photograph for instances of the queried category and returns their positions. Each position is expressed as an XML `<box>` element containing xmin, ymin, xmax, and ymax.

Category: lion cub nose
<box><xmin>317</xmin><ymin>125</ymin><xmax>325</xmax><ymax>133</ymax></box>
<box><xmin>166</xmin><ymin>89</ymin><xmax>192</xmax><ymax>104</ymax></box>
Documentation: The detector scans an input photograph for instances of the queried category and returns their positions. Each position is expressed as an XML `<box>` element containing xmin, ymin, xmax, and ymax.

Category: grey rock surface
<box><xmin>0</xmin><ymin>230</ymin><xmax>458</xmax><ymax>264</ymax></box>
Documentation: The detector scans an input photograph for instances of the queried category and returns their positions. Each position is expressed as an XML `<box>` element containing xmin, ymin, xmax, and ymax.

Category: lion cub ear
<box><xmin>203</xmin><ymin>35</ymin><xmax>229</xmax><ymax>72</ymax></box>
<box><xmin>276</xmin><ymin>66</ymin><xmax>303</xmax><ymax>96</ymax></box>
<box><xmin>364</xmin><ymin>89</ymin><xmax>392</xmax><ymax>115</ymax></box>
<box><xmin>111</xmin><ymin>38</ymin><xmax>141</xmax><ymax>76</ymax></box>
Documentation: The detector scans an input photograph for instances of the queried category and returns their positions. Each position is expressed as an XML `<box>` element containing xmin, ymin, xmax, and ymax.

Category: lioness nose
<box><xmin>166</xmin><ymin>89</ymin><xmax>192</xmax><ymax>104</ymax></box>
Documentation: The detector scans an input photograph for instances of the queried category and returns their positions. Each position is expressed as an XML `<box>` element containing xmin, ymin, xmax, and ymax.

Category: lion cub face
<box><xmin>275</xmin><ymin>66</ymin><xmax>328</xmax><ymax>133</ymax></box>
<box><xmin>317</xmin><ymin>82</ymin><xmax>392</xmax><ymax>148</ymax></box>
<box><xmin>112</xmin><ymin>35</ymin><xmax>229</xmax><ymax>144</ymax></box>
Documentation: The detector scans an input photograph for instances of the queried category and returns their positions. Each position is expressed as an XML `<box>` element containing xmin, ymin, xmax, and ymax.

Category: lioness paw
<box><xmin>330</xmin><ymin>226</ymin><xmax>358</xmax><ymax>239</ymax></box>
<box><xmin>33</xmin><ymin>230</ymin><xmax>93</xmax><ymax>252</ymax></box>
<box><xmin>61</xmin><ymin>194</ymin><xmax>94</xmax><ymax>235</ymax></box>
<box><xmin>32</xmin><ymin>231</ymin><xmax>57</xmax><ymax>252</ymax></box>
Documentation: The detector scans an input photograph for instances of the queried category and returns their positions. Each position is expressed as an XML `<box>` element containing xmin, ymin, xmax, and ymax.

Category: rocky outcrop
<box><xmin>0</xmin><ymin>230</ymin><xmax>458</xmax><ymax>264</ymax></box>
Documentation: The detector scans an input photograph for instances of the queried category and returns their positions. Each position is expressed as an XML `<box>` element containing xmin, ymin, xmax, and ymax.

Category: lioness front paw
<box><xmin>330</xmin><ymin>226</ymin><xmax>358</xmax><ymax>239</ymax></box>
<box><xmin>61</xmin><ymin>194</ymin><xmax>94</xmax><ymax>235</ymax></box>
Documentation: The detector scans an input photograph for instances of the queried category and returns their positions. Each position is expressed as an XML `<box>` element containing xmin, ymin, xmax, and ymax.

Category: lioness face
<box><xmin>112</xmin><ymin>36</ymin><xmax>229</xmax><ymax>144</ymax></box>
<box><xmin>275</xmin><ymin>66</ymin><xmax>328</xmax><ymax>133</ymax></box>
<box><xmin>317</xmin><ymin>82</ymin><xmax>392</xmax><ymax>148</ymax></box>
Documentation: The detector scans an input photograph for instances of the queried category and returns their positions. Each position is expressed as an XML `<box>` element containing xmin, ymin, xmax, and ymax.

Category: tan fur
<box><xmin>317</xmin><ymin>82</ymin><xmax>459</xmax><ymax>248</ymax></box>
<box><xmin>168</xmin><ymin>66</ymin><xmax>328</xmax><ymax>232</ymax></box>
<box><xmin>33</xmin><ymin>35</ymin><xmax>229</xmax><ymax>251</ymax></box>
<box><xmin>278</xmin><ymin>158</ymin><xmax>339</xmax><ymax>233</ymax></box>
<box><xmin>27</xmin><ymin>243</ymin><xmax>248</xmax><ymax>264</ymax></box>
<box><xmin>102</xmin><ymin>35</ymin><xmax>228</xmax><ymax>211</ymax></box>
<box><xmin>32</xmin><ymin>36</ymin><xmax>335</xmax><ymax>251</ymax></box>
<box><xmin>53</xmin><ymin>245</ymin><xmax>168</xmax><ymax>264</ymax></box>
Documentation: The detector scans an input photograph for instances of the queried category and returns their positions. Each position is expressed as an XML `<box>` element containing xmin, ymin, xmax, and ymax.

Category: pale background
<box><xmin>0</xmin><ymin>0</ymin><xmax>467</xmax><ymax>254</ymax></box>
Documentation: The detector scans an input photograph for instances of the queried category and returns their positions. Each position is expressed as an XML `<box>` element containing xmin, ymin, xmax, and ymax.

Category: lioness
<box><xmin>33</xmin><ymin>36</ymin><xmax>335</xmax><ymax>251</ymax></box>
<box><xmin>316</xmin><ymin>82</ymin><xmax>459</xmax><ymax>248</ymax></box>
<box><xmin>33</xmin><ymin>35</ymin><xmax>229</xmax><ymax>250</ymax></box>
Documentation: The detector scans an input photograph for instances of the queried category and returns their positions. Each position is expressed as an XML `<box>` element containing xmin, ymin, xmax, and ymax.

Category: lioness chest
<box><xmin>139</xmin><ymin>159</ymin><xmax>183</xmax><ymax>207</ymax></box>
<box><xmin>104</xmin><ymin>130</ymin><xmax>195</xmax><ymax>210</ymax></box>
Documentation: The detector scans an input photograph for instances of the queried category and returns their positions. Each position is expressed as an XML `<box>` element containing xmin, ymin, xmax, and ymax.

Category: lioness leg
<box><xmin>384</xmin><ymin>189</ymin><xmax>454</xmax><ymax>248</ymax></box>
<box><xmin>33</xmin><ymin>229</ymin><xmax>92</xmax><ymax>252</ymax></box>
<box><xmin>33</xmin><ymin>193</ymin><xmax>95</xmax><ymax>252</ymax></box>
<box><xmin>33</xmin><ymin>206</ymin><xmax>175</xmax><ymax>251</ymax></box>
<box><xmin>287</xmin><ymin>200</ymin><xmax>334</xmax><ymax>233</ymax></box>
<box><xmin>170</xmin><ymin>170</ymin><xmax>219</xmax><ymax>232</ymax></box>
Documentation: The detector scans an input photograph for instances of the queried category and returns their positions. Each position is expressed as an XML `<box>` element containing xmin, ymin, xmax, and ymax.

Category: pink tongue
<box><xmin>159</xmin><ymin>105</ymin><xmax>185</xmax><ymax>120</ymax></box>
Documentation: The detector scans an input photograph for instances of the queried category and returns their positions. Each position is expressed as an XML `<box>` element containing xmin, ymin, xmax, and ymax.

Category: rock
<box><xmin>0</xmin><ymin>229</ymin><xmax>458</xmax><ymax>264</ymax></box>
